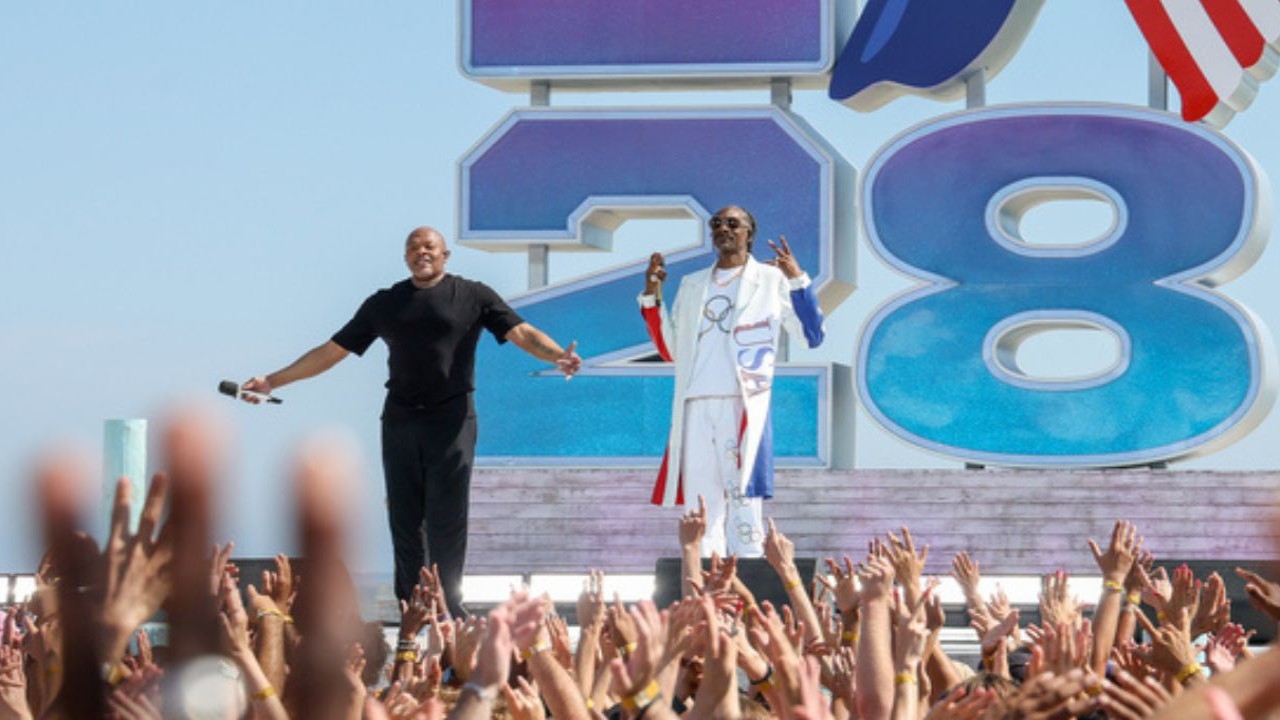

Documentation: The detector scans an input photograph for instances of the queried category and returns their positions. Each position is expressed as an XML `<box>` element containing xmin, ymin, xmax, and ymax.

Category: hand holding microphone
<box><xmin>644</xmin><ymin>252</ymin><xmax>666</xmax><ymax>295</ymax></box>
<box><xmin>218</xmin><ymin>378</ymin><xmax>283</xmax><ymax>405</ymax></box>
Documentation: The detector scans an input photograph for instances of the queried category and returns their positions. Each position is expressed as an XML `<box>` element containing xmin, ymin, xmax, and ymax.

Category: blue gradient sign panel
<box><xmin>858</xmin><ymin>105</ymin><xmax>1275</xmax><ymax>467</ymax></box>
<box><xmin>461</xmin><ymin>0</ymin><xmax>840</xmax><ymax>88</ymax></box>
<box><xmin>461</xmin><ymin>108</ymin><xmax>852</xmax><ymax>464</ymax></box>
<box><xmin>829</xmin><ymin>0</ymin><xmax>1044</xmax><ymax>110</ymax></box>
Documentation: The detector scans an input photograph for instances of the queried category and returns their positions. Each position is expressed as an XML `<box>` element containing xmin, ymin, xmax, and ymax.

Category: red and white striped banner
<box><xmin>1125</xmin><ymin>0</ymin><xmax>1280</xmax><ymax>126</ymax></box>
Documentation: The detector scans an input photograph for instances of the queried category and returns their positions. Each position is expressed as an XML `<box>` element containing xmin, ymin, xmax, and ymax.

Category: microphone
<box><xmin>218</xmin><ymin>380</ymin><xmax>283</xmax><ymax>405</ymax></box>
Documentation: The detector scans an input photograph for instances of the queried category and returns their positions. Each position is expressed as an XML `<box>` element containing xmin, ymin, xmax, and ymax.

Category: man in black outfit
<box><xmin>241</xmin><ymin>226</ymin><xmax>580</xmax><ymax>616</ymax></box>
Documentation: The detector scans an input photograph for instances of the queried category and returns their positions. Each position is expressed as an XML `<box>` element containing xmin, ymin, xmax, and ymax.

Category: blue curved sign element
<box><xmin>858</xmin><ymin>104</ymin><xmax>1275</xmax><ymax>467</ymax></box>
<box><xmin>829</xmin><ymin>0</ymin><xmax>1044</xmax><ymax>111</ymax></box>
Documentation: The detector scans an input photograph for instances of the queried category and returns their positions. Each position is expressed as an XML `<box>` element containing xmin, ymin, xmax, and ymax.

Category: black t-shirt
<box><xmin>331</xmin><ymin>275</ymin><xmax>524</xmax><ymax>417</ymax></box>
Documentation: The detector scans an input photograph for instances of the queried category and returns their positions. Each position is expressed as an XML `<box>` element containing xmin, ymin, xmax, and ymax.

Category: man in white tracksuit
<box><xmin>639</xmin><ymin>205</ymin><xmax>825</xmax><ymax>557</ymax></box>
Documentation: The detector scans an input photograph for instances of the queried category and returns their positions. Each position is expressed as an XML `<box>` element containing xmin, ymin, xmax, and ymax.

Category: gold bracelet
<box><xmin>251</xmin><ymin>686</ymin><xmax>277</xmax><ymax>701</ymax></box>
<box><xmin>395</xmin><ymin>650</ymin><xmax>417</xmax><ymax>662</ymax></box>
<box><xmin>895</xmin><ymin>672</ymin><xmax>917</xmax><ymax>685</ymax></box>
<box><xmin>520</xmin><ymin>642</ymin><xmax>553</xmax><ymax>661</ymax></box>
<box><xmin>783</xmin><ymin>577</ymin><xmax>803</xmax><ymax>591</ymax></box>
<box><xmin>1176</xmin><ymin>661</ymin><xmax>1204</xmax><ymax>683</ymax></box>
<box><xmin>621</xmin><ymin>680</ymin><xmax>661</xmax><ymax>711</ymax></box>
<box><xmin>1102</xmin><ymin>580</ymin><xmax>1124</xmax><ymax>593</ymax></box>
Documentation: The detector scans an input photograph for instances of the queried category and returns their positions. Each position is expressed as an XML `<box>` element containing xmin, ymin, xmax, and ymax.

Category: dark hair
<box><xmin>739</xmin><ymin>207</ymin><xmax>757</xmax><ymax>239</ymax></box>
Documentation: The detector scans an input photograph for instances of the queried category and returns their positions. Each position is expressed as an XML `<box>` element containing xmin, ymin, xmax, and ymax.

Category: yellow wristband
<box><xmin>251</xmin><ymin>686</ymin><xmax>277</xmax><ymax>701</ymax></box>
<box><xmin>621</xmin><ymin>680</ymin><xmax>661</xmax><ymax>711</ymax></box>
<box><xmin>520</xmin><ymin>642</ymin><xmax>553</xmax><ymax>661</ymax></box>
<box><xmin>1127</xmin><ymin>592</ymin><xmax>1142</xmax><ymax>605</ymax></box>
<box><xmin>842</xmin><ymin>630</ymin><xmax>858</xmax><ymax>643</ymax></box>
<box><xmin>621</xmin><ymin>641</ymin><xmax>638</xmax><ymax>657</ymax></box>
<box><xmin>1176</xmin><ymin>662</ymin><xmax>1204</xmax><ymax>683</ymax></box>
<box><xmin>895</xmin><ymin>672</ymin><xmax>917</xmax><ymax>685</ymax></box>
<box><xmin>783</xmin><ymin>577</ymin><xmax>803</xmax><ymax>591</ymax></box>
<box><xmin>1103</xmin><ymin>580</ymin><xmax>1124</xmax><ymax>593</ymax></box>
<box><xmin>395</xmin><ymin>650</ymin><xmax>417</xmax><ymax>662</ymax></box>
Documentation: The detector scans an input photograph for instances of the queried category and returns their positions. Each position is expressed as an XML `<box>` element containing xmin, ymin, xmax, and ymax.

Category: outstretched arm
<box><xmin>242</xmin><ymin>340</ymin><xmax>349</xmax><ymax>399</ymax></box>
<box><xmin>505</xmin><ymin>323</ymin><xmax>581</xmax><ymax>377</ymax></box>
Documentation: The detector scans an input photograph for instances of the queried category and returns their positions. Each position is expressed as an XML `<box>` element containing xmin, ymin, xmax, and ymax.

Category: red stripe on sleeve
<box><xmin>640</xmin><ymin>305</ymin><xmax>673</xmax><ymax>362</ymax></box>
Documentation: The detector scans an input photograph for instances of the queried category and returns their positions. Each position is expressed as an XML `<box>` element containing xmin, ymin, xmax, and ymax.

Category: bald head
<box><xmin>405</xmin><ymin>226</ymin><xmax>447</xmax><ymax>250</ymax></box>
<box><xmin>404</xmin><ymin>226</ymin><xmax>451</xmax><ymax>288</ymax></box>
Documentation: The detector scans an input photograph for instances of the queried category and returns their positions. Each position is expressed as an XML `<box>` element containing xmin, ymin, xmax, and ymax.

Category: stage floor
<box><xmin>466</xmin><ymin>467</ymin><xmax>1280</xmax><ymax>574</ymax></box>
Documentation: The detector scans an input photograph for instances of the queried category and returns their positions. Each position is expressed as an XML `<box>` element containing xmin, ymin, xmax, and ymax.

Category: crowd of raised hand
<box><xmin>3</xmin><ymin>413</ymin><xmax>1280</xmax><ymax>719</ymax></box>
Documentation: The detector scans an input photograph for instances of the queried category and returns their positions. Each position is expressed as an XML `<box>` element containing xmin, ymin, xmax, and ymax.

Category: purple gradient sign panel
<box><xmin>461</xmin><ymin>0</ymin><xmax>839</xmax><ymax>88</ymax></box>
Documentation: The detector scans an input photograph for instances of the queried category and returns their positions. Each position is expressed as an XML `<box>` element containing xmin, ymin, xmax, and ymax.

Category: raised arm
<box><xmin>764</xmin><ymin>518</ymin><xmax>823</xmax><ymax>647</ymax></box>
<box><xmin>504</xmin><ymin>323</ymin><xmax>581</xmax><ymax>377</ymax></box>
<box><xmin>242</xmin><ymin>340</ymin><xmax>349</xmax><ymax>399</ymax></box>
<box><xmin>767</xmin><ymin>236</ymin><xmax>824</xmax><ymax>348</ymax></box>
<box><xmin>1088</xmin><ymin>520</ymin><xmax>1140</xmax><ymax>676</ymax></box>
<box><xmin>638</xmin><ymin>252</ymin><xmax>676</xmax><ymax>361</ymax></box>
<box><xmin>679</xmin><ymin>496</ymin><xmax>707</xmax><ymax>598</ymax></box>
<box><xmin>857</xmin><ymin>554</ymin><xmax>897</xmax><ymax>720</ymax></box>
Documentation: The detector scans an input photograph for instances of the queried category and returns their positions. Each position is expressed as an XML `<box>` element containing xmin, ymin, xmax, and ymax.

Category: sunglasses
<box><xmin>708</xmin><ymin>217</ymin><xmax>746</xmax><ymax>230</ymax></box>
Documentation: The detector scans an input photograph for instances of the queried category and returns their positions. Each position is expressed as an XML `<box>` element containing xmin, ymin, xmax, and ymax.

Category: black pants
<box><xmin>380</xmin><ymin>394</ymin><xmax>476</xmax><ymax>618</ymax></box>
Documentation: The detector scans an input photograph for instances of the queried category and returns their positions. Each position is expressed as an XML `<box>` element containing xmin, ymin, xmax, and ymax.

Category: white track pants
<box><xmin>681</xmin><ymin>396</ymin><xmax>764</xmax><ymax>558</ymax></box>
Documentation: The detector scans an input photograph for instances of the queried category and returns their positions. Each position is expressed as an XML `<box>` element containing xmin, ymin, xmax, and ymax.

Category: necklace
<box><xmin>711</xmin><ymin>264</ymin><xmax>745</xmax><ymax>287</ymax></box>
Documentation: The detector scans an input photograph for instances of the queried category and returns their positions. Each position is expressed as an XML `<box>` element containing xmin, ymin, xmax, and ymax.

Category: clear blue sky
<box><xmin>2</xmin><ymin>2</ymin><xmax>1276</xmax><ymax>571</ymax></box>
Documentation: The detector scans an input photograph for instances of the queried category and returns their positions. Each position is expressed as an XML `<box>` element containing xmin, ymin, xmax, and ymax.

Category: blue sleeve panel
<box><xmin>790</xmin><ymin>285</ymin><xmax>825</xmax><ymax>348</ymax></box>
<box><xmin>745</xmin><ymin>408</ymin><xmax>775</xmax><ymax>500</ymax></box>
